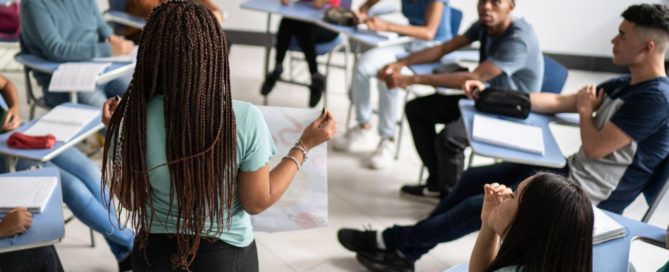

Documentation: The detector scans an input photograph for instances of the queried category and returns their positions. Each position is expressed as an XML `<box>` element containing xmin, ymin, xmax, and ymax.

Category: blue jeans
<box><xmin>39</xmin><ymin>74</ymin><xmax>131</xmax><ymax>108</ymax></box>
<box><xmin>382</xmin><ymin>162</ymin><xmax>568</xmax><ymax>261</ymax></box>
<box><xmin>2</xmin><ymin>148</ymin><xmax>134</xmax><ymax>261</ymax></box>
<box><xmin>352</xmin><ymin>41</ymin><xmax>436</xmax><ymax>138</ymax></box>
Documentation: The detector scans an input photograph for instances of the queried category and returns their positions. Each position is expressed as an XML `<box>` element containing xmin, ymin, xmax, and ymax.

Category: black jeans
<box><xmin>0</xmin><ymin>246</ymin><xmax>63</xmax><ymax>272</ymax></box>
<box><xmin>382</xmin><ymin>162</ymin><xmax>569</xmax><ymax>261</ymax></box>
<box><xmin>274</xmin><ymin>18</ymin><xmax>339</xmax><ymax>74</ymax></box>
<box><xmin>132</xmin><ymin>234</ymin><xmax>259</xmax><ymax>272</ymax></box>
<box><xmin>405</xmin><ymin>94</ymin><xmax>468</xmax><ymax>193</ymax></box>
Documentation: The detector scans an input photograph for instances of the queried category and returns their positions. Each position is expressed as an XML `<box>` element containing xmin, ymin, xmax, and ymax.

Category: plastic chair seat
<box><xmin>288</xmin><ymin>35</ymin><xmax>345</xmax><ymax>56</ymax></box>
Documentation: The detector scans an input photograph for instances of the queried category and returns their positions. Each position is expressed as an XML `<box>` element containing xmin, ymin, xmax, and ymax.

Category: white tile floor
<box><xmin>1</xmin><ymin>44</ymin><xmax>667</xmax><ymax>271</ymax></box>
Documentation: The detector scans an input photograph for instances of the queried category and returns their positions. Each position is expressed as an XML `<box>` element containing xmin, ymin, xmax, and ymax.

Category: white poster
<box><xmin>252</xmin><ymin>106</ymin><xmax>328</xmax><ymax>232</ymax></box>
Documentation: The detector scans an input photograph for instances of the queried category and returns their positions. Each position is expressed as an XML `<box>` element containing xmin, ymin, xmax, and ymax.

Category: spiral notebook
<box><xmin>23</xmin><ymin>105</ymin><xmax>100</xmax><ymax>142</ymax></box>
<box><xmin>0</xmin><ymin>177</ymin><xmax>58</xmax><ymax>214</ymax></box>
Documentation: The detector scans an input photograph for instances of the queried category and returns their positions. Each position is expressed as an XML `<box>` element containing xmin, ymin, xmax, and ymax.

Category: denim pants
<box><xmin>352</xmin><ymin>41</ymin><xmax>436</xmax><ymax>138</ymax></box>
<box><xmin>382</xmin><ymin>162</ymin><xmax>568</xmax><ymax>261</ymax></box>
<box><xmin>2</xmin><ymin>148</ymin><xmax>135</xmax><ymax>261</ymax></box>
<box><xmin>40</xmin><ymin>73</ymin><xmax>131</xmax><ymax>108</ymax></box>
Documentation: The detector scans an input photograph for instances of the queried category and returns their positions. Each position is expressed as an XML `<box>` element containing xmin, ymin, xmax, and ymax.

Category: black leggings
<box><xmin>132</xmin><ymin>234</ymin><xmax>259</xmax><ymax>272</ymax></box>
<box><xmin>0</xmin><ymin>246</ymin><xmax>63</xmax><ymax>272</ymax></box>
<box><xmin>275</xmin><ymin>18</ymin><xmax>339</xmax><ymax>74</ymax></box>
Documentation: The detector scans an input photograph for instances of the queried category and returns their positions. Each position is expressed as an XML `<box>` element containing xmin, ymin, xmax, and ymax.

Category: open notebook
<box><xmin>593</xmin><ymin>206</ymin><xmax>626</xmax><ymax>244</ymax></box>
<box><xmin>0</xmin><ymin>177</ymin><xmax>57</xmax><ymax>214</ymax></box>
<box><xmin>48</xmin><ymin>62</ymin><xmax>110</xmax><ymax>92</ymax></box>
<box><xmin>472</xmin><ymin>114</ymin><xmax>545</xmax><ymax>155</ymax></box>
<box><xmin>23</xmin><ymin>106</ymin><xmax>100</xmax><ymax>142</ymax></box>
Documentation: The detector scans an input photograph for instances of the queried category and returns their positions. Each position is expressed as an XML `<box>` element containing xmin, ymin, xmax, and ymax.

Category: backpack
<box><xmin>0</xmin><ymin>1</ymin><xmax>20</xmax><ymax>41</ymax></box>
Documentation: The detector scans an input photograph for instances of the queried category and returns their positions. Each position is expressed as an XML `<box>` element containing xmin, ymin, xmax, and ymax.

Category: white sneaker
<box><xmin>332</xmin><ymin>126</ymin><xmax>375</xmax><ymax>152</ymax></box>
<box><xmin>366</xmin><ymin>138</ymin><xmax>395</xmax><ymax>169</ymax></box>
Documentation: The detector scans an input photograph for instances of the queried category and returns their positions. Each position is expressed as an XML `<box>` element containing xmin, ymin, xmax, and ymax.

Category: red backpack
<box><xmin>0</xmin><ymin>1</ymin><xmax>20</xmax><ymax>41</ymax></box>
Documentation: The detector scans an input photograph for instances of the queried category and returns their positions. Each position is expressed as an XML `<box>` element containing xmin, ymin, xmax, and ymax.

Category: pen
<box><xmin>319</xmin><ymin>107</ymin><xmax>327</xmax><ymax>128</ymax></box>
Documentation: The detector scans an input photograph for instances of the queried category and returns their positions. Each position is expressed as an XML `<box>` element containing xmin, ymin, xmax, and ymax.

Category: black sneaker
<box><xmin>356</xmin><ymin>250</ymin><xmax>415</xmax><ymax>272</ymax></box>
<box><xmin>260</xmin><ymin>67</ymin><xmax>284</xmax><ymax>96</ymax></box>
<box><xmin>337</xmin><ymin>228</ymin><xmax>379</xmax><ymax>254</ymax></box>
<box><xmin>400</xmin><ymin>184</ymin><xmax>443</xmax><ymax>200</ymax></box>
<box><xmin>308</xmin><ymin>73</ymin><xmax>326</xmax><ymax>107</ymax></box>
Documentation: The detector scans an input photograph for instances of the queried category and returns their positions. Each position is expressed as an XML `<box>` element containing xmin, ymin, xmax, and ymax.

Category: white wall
<box><xmin>99</xmin><ymin>0</ymin><xmax>668</xmax><ymax>57</ymax></box>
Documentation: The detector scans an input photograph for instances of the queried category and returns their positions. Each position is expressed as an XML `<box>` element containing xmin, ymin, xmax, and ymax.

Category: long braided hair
<box><xmin>101</xmin><ymin>1</ymin><xmax>236</xmax><ymax>269</ymax></box>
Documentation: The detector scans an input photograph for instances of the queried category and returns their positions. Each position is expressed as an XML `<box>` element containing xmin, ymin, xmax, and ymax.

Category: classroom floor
<box><xmin>1</xmin><ymin>44</ymin><xmax>667</xmax><ymax>272</ymax></box>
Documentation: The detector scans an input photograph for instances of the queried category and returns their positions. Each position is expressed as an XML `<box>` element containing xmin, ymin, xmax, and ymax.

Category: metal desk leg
<box><xmin>262</xmin><ymin>13</ymin><xmax>272</xmax><ymax>106</ymax></box>
<box><xmin>70</xmin><ymin>91</ymin><xmax>78</xmax><ymax>104</ymax></box>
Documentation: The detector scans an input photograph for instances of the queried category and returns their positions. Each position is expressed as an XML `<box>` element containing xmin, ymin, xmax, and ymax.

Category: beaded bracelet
<box><xmin>295</xmin><ymin>139</ymin><xmax>308</xmax><ymax>150</ymax></box>
<box><xmin>291</xmin><ymin>145</ymin><xmax>308</xmax><ymax>162</ymax></box>
<box><xmin>283</xmin><ymin>155</ymin><xmax>301</xmax><ymax>170</ymax></box>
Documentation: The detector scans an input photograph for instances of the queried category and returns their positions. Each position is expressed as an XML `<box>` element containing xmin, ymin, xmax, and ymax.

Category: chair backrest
<box><xmin>108</xmin><ymin>0</ymin><xmax>126</xmax><ymax>12</ymax></box>
<box><xmin>450</xmin><ymin>7</ymin><xmax>463</xmax><ymax>37</ymax></box>
<box><xmin>641</xmin><ymin>154</ymin><xmax>669</xmax><ymax>222</ymax></box>
<box><xmin>541</xmin><ymin>54</ymin><xmax>568</xmax><ymax>94</ymax></box>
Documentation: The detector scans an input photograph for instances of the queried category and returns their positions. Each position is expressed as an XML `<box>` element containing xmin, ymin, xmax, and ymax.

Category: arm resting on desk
<box><xmin>358</xmin><ymin>0</ymin><xmax>381</xmax><ymax>14</ymax></box>
<box><xmin>530</xmin><ymin>92</ymin><xmax>578</xmax><ymax>114</ymax></box>
<box><xmin>397</xmin><ymin>35</ymin><xmax>471</xmax><ymax>66</ymax></box>
<box><xmin>410</xmin><ymin>60</ymin><xmax>502</xmax><ymax>89</ymax></box>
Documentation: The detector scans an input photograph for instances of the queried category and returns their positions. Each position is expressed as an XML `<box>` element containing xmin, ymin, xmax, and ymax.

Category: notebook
<box><xmin>48</xmin><ymin>62</ymin><xmax>111</xmax><ymax>92</ymax></box>
<box><xmin>592</xmin><ymin>206</ymin><xmax>626</xmax><ymax>244</ymax></box>
<box><xmin>23</xmin><ymin>106</ymin><xmax>100</xmax><ymax>142</ymax></box>
<box><xmin>0</xmin><ymin>177</ymin><xmax>57</xmax><ymax>214</ymax></box>
<box><xmin>472</xmin><ymin>114</ymin><xmax>545</xmax><ymax>155</ymax></box>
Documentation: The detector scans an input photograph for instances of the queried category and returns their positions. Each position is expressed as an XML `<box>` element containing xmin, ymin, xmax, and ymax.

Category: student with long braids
<box><xmin>101</xmin><ymin>1</ymin><xmax>336</xmax><ymax>271</ymax></box>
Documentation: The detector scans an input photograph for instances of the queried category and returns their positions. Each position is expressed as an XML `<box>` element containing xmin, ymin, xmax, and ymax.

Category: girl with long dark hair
<box><xmin>101</xmin><ymin>1</ymin><xmax>336</xmax><ymax>271</ymax></box>
<box><xmin>470</xmin><ymin>173</ymin><xmax>594</xmax><ymax>272</ymax></box>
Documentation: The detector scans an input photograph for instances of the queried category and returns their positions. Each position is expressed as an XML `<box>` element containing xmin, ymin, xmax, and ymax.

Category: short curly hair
<box><xmin>622</xmin><ymin>4</ymin><xmax>669</xmax><ymax>35</ymax></box>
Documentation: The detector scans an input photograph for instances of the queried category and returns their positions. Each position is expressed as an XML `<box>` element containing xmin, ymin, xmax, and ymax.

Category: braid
<box><xmin>101</xmin><ymin>1</ymin><xmax>237</xmax><ymax>270</ymax></box>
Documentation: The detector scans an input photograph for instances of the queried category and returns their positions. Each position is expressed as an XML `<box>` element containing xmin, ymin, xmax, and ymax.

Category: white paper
<box><xmin>93</xmin><ymin>46</ymin><xmax>138</xmax><ymax>63</ymax></box>
<box><xmin>592</xmin><ymin>206</ymin><xmax>626</xmax><ymax>244</ymax></box>
<box><xmin>48</xmin><ymin>63</ymin><xmax>111</xmax><ymax>92</ymax></box>
<box><xmin>356</xmin><ymin>24</ymin><xmax>400</xmax><ymax>39</ymax></box>
<box><xmin>24</xmin><ymin>106</ymin><xmax>100</xmax><ymax>142</ymax></box>
<box><xmin>472</xmin><ymin>114</ymin><xmax>545</xmax><ymax>155</ymax></box>
<box><xmin>0</xmin><ymin>177</ymin><xmax>57</xmax><ymax>214</ymax></box>
<box><xmin>251</xmin><ymin>106</ymin><xmax>328</xmax><ymax>232</ymax></box>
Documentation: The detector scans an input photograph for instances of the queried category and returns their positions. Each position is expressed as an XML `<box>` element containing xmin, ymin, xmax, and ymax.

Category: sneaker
<box><xmin>337</xmin><ymin>228</ymin><xmax>379</xmax><ymax>254</ymax></box>
<box><xmin>332</xmin><ymin>126</ymin><xmax>375</xmax><ymax>152</ymax></box>
<box><xmin>400</xmin><ymin>184</ymin><xmax>443</xmax><ymax>200</ymax></box>
<box><xmin>366</xmin><ymin>138</ymin><xmax>395</xmax><ymax>169</ymax></box>
<box><xmin>260</xmin><ymin>67</ymin><xmax>283</xmax><ymax>96</ymax></box>
<box><xmin>356</xmin><ymin>250</ymin><xmax>415</xmax><ymax>272</ymax></box>
<box><xmin>309</xmin><ymin>73</ymin><xmax>326</xmax><ymax>108</ymax></box>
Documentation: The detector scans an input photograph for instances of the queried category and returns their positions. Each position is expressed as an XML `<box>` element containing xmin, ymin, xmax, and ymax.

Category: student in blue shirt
<box><xmin>338</xmin><ymin>4</ymin><xmax>669</xmax><ymax>271</ymax></box>
<box><xmin>20</xmin><ymin>0</ymin><xmax>134</xmax><ymax>108</ymax></box>
<box><xmin>101</xmin><ymin>2</ymin><xmax>336</xmax><ymax>271</ymax></box>
<box><xmin>0</xmin><ymin>74</ymin><xmax>134</xmax><ymax>271</ymax></box>
<box><xmin>332</xmin><ymin>0</ymin><xmax>453</xmax><ymax>169</ymax></box>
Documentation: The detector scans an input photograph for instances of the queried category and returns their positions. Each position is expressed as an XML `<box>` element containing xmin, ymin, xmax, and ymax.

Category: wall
<box><xmin>98</xmin><ymin>0</ymin><xmax>668</xmax><ymax>58</ymax></box>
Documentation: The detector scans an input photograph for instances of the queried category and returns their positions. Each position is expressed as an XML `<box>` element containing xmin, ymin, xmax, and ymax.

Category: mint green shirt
<box><xmin>145</xmin><ymin>97</ymin><xmax>276</xmax><ymax>247</ymax></box>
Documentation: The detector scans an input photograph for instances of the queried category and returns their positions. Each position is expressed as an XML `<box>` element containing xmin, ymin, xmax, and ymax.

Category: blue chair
<box><xmin>541</xmin><ymin>55</ymin><xmax>569</xmax><ymax>94</ymax></box>
<box><xmin>641</xmin><ymin>155</ymin><xmax>669</xmax><ymax>222</ymax></box>
<box><xmin>104</xmin><ymin>0</ymin><xmax>146</xmax><ymax>31</ymax></box>
<box><xmin>279</xmin><ymin>34</ymin><xmax>351</xmax><ymax>108</ymax></box>
<box><xmin>450</xmin><ymin>7</ymin><xmax>463</xmax><ymax>37</ymax></box>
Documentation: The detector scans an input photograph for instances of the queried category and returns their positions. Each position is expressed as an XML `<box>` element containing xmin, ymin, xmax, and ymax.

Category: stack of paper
<box><xmin>48</xmin><ymin>63</ymin><xmax>111</xmax><ymax>92</ymax></box>
<box><xmin>24</xmin><ymin>106</ymin><xmax>100</xmax><ymax>142</ymax></box>
<box><xmin>472</xmin><ymin>114</ymin><xmax>545</xmax><ymax>155</ymax></box>
<box><xmin>593</xmin><ymin>206</ymin><xmax>626</xmax><ymax>244</ymax></box>
<box><xmin>0</xmin><ymin>177</ymin><xmax>58</xmax><ymax>214</ymax></box>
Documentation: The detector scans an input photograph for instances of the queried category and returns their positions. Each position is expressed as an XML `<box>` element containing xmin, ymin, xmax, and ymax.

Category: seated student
<box><xmin>337</xmin><ymin>4</ymin><xmax>669</xmax><ymax>271</ymax></box>
<box><xmin>259</xmin><ymin>0</ymin><xmax>340</xmax><ymax>108</ymax></box>
<box><xmin>396</xmin><ymin>0</ymin><xmax>544</xmax><ymax>197</ymax></box>
<box><xmin>0</xmin><ymin>74</ymin><xmax>135</xmax><ymax>271</ymax></box>
<box><xmin>100</xmin><ymin>2</ymin><xmax>335</xmax><ymax>270</ymax></box>
<box><xmin>0</xmin><ymin>207</ymin><xmax>64</xmax><ymax>272</ymax></box>
<box><xmin>123</xmin><ymin>0</ymin><xmax>224</xmax><ymax>41</ymax></box>
<box><xmin>20</xmin><ymin>0</ymin><xmax>134</xmax><ymax>108</ymax></box>
<box><xmin>332</xmin><ymin>0</ymin><xmax>454</xmax><ymax>169</ymax></box>
<box><xmin>470</xmin><ymin>174</ymin><xmax>593</xmax><ymax>272</ymax></box>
